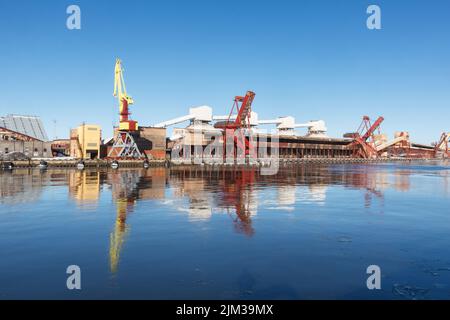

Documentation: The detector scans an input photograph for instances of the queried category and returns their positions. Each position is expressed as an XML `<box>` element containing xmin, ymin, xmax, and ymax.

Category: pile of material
<box><xmin>0</xmin><ymin>151</ymin><xmax>30</xmax><ymax>161</ymax></box>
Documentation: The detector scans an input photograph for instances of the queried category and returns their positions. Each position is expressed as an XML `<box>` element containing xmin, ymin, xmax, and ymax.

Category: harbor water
<box><xmin>1</xmin><ymin>162</ymin><xmax>450</xmax><ymax>299</ymax></box>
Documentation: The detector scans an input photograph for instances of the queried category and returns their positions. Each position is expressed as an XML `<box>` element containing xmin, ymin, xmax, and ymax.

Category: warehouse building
<box><xmin>0</xmin><ymin>114</ymin><xmax>52</xmax><ymax>158</ymax></box>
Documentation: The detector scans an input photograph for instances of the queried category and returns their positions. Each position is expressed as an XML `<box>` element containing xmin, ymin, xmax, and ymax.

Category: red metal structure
<box><xmin>350</xmin><ymin>116</ymin><xmax>384</xmax><ymax>158</ymax></box>
<box><xmin>216</xmin><ymin>169</ymin><xmax>256</xmax><ymax>236</ymax></box>
<box><xmin>214</xmin><ymin>91</ymin><xmax>256</xmax><ymax>160</ymax></box>
<box><xmin>435</xmin><ymin>132</ymin><xmax>450</xmax><ymax>158</ymax></box>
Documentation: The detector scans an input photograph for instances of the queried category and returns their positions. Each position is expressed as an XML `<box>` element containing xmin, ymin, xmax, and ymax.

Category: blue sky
<box><xmin>1</xmin><ymin>0</ymin><xmax>449</xmax><ymax>144</ymax></box>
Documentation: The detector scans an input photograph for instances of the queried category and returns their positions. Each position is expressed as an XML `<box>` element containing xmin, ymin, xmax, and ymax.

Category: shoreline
<box><xmin>0</xmin><ymin>157</ymin><xmax>447</xmax><ymax>170</ymax></box>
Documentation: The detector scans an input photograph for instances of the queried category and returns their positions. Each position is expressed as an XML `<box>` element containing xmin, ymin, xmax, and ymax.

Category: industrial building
<box><xmin>137</xmin><ymin>126</ymin><xmax>167</xmax><ymax>159</ymax></box>
<box><xmin>0</xmin><ymin>114</ymin><xmax>52</xmax><ymax>158</ymax></box>
<box><xmin>51</xmin><ymin>139</ymin><xmax>71</xmax><ymax>157</ymax></box>
<box><xmin>70</xmin><ymin>124</ymin><xmax>102</xmax><ymax>159</ymax></box>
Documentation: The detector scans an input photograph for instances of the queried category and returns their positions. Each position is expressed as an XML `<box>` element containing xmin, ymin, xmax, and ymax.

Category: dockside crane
<box><xmin>350</xmin><ymin>116</ymin><xmax>384</xmax><ymax>158</ymax></box>
<box><xmin>108</xmin><ymin>58</ymin><xmax>143</xmax><ymax>159</ymax></box>
<box><xmin>214</xmin><ymin>91</ymin><xmax>257</xmax><ymax>160</ymax></box>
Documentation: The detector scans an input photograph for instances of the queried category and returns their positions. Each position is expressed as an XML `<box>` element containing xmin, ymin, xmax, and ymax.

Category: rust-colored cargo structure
<box><xmin>169</xmin><ymin>129</ymin><xmax>354</xmax><ymax>162</ymax></box>
<box><xmin>274</xmin><ymin>135</ymin><xmax>352</xmax><ymax>158</ymax></box>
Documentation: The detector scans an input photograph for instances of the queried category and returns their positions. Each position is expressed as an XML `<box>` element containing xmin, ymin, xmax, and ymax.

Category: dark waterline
<box><xmin>1</xmin><ymin>162</ymin><xmax>450</xmax><ymax>299</ymax></box>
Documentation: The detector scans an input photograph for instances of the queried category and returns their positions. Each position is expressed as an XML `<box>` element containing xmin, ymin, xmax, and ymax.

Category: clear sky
<box><xmin>1</xmin><ymin>0</ymin><xmax>449</xmax><ymax>144</ymax></box>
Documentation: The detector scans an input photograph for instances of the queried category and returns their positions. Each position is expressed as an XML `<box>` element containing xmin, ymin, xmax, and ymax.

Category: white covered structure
<box><xmin>154</xmin><ymin>105</ymin><xmax>328</xmax><ymax>140</ymax></box>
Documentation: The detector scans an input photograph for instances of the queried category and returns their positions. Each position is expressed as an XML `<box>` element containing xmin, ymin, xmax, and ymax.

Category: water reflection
<box><xmin>1</xmin><ymin>163</ymin><xmax>450</xmax><ymax>275</ymax></box>
<box><xmin>69</xmin><ymin>171</ymin><xmax>102</xmax><ymax>207</ymax></box>
<box><xmin>214</xmin><ymin>170</ymin><xmax>258</xmax><ymax>236</ymax></box>
<box><xmin>2</xmin><ymin>164</ymin><xmax>449</xmax><ymax>212</ymax></box>
<box><xmin>172</xmin><ymin>179</ymin><xmax>213</xmax><ymax>221</ymax></box>
<box><xmin>0</xmin><ymin>169</ymin><xmax>44</xmax><ymax>205</ymax></box>
<box><xmin>106</xmin><ymin>169</ymin><xmax>166</xmax><ymax>273</ymax></box>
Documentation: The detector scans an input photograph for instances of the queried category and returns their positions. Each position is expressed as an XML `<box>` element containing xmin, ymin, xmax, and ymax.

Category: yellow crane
<box><xmin>114</xmin><ymin>58</ymin><xmax>138</xmax><ymax>132</ymax></box>
<box><xmin>108</xmin><ymin>59</ymin><xmax>143</xmax><ymax>159</ymax></box>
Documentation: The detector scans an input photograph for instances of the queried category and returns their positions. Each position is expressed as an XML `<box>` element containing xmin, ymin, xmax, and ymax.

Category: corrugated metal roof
<box><xmin>0</xmin><ymin>114</ymin><xmax>49</xmax><ymax>141</ymax></box>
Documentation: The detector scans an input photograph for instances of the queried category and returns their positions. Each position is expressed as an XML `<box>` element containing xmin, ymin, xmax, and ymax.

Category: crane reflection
<box><xmin>3</xmin><ymin>163</ymin><xmax>445</xmax><ymax>275</ymax></box>
<box><xmin>106</xmin><ymin>168</ymin><xmax>166</xmax><ymax>274</ymax></box>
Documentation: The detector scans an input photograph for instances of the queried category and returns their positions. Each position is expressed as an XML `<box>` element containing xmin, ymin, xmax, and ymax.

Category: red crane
<box><xmin>435</xmin><ymin>132</ymin><xmax>450</xmax><ymax>158</ymax></box>
<box><xmin>215</xmin><ymin>91</ymin><xmax>256</xmax><ymax>160</ymax></box>
<box><xmin>350</xmin><ymin>116</ymin><xmax>384</xmax><ymax>158</ymax></box>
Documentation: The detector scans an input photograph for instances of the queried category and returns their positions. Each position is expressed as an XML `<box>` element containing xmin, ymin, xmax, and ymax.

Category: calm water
<box><xmin>1</xmin><ymin>162</ymin><xmax>450</xmax><ymax>300</ymax></box>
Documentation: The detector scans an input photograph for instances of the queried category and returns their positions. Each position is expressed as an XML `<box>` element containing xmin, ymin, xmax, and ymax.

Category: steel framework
<box><xmin>108</xmin><ymin>132</ymin><xmax>143</xmax><ymax>159</ymax></box>
<box><xmin>435</xmin><ymin>132</ymin><xmax>450</xmax><ymax>158</ymax></box>
<box><xmin>350</xmin><ymin>116</ymin><xmax>384</xmax><ymax>158</ymax></box>
<box><xmin>215</xmin><ymin>91</ymin><xmax>257</xmax><ymax>161</ymax></box>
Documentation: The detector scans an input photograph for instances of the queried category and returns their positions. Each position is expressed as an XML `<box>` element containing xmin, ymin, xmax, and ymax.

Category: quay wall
<box><xmin>0</xmin><ymin>157</ymin><xmax>443</xmax><ymax>170</ymax></box>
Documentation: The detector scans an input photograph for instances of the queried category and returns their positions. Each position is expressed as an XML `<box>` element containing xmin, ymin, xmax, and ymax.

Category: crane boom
<box><xmin>361</xmin><ymin>116</ymin><xmax>384</xmax><ymax>141</ymax></box>
<box><xmin>214</xmin><ymin>91</ymin><xmax>256</xmax><ymax>130</ymax></box>
<box><xmin>234</xmin><ymin>91</ymin><xmax>255</xmax><ymax>127</ymax></box>
<box><xmin>350</xmin><ymin>116</ymin><xmax>385</xmax><ymax>159</ymax></box>
<box><xmin>114</xmin><ymin>58</ymin><xmax>138</xmax><ymax>132</ymax></box>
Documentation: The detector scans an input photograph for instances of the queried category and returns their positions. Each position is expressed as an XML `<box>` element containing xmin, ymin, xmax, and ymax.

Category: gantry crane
<box><xmin>214</xmin><ymin>91</ymin><xmax>257</xmax><ymax>161</ymax></box>
<box><xmin>108</xmin><ymin>58</ymin><xmax>143</xmax><ymax>159</ymax></box>
<box><xmin>349</xmin><ymin>116</ymin><xmax>384</xmax><ymax>158</ymax></box>
<box><xmin>435</xmin><ymin>132</ymin><xmax>450</xmax><ymax>158</ymax></box>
